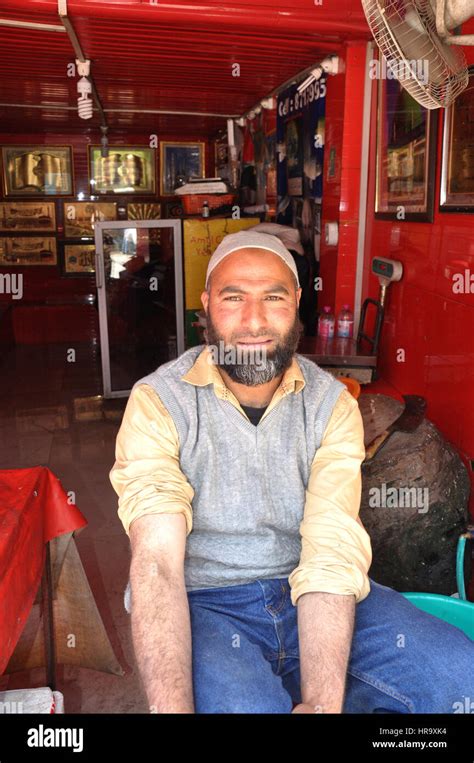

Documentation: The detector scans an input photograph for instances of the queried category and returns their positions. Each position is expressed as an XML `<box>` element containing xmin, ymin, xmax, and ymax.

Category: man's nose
<box><xmin>240</xmin><ymin>298</ymin><xmax>267</xmax><ymax>332</ymax></box>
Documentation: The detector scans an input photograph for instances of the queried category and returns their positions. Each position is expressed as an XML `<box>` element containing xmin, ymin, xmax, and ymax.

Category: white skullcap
<box><xmin>205</xmin><ymin>230</ymin><xmax>300</xmax><ymax>289</ymax></box>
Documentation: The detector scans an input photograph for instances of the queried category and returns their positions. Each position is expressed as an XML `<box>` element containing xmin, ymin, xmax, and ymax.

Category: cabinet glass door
<box><xmin>94</xmin><ymin>220</ymin><xmax>184</xmax><ymax>397</ymax></box>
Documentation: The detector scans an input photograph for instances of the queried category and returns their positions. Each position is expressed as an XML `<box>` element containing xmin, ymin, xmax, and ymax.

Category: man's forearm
<box><xmin>130</xmin><ymin>553</ymin><xmax>194</xmax><ymax>713</ymax></box>
<box><xmin>296</xmin><ymin>591</ymin><xmax>355</xmax><ymax>713</ymax></box>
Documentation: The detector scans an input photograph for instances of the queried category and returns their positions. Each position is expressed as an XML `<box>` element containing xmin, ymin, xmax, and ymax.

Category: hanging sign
<box><xmin>277</xmin><ymin>78</ymin><xmax>326</xmax><ymax>201</ymax></box>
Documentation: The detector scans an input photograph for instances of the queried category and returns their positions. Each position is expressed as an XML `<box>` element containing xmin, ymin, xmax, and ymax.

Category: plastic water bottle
<box><xmin>337</xmin><ymin>304</ymin><xmax>354</xmax><ymax>338</ymax></box>
<box><xmin>319</xmin><ymin>306</ymin><xmax>335</xmax><ymax>339</ymax></box>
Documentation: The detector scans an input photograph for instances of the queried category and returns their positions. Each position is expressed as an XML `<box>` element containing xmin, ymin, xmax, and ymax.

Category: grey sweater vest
<box><xmin>125</xmin><ymin>345</ymin><xmax>346</xmax><ymax>601</ymax></box>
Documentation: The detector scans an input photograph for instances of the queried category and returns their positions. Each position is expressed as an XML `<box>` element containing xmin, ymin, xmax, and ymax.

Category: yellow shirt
<box><xmin>109</xmin><ymin>346</ymin><xmax>372</xmax><ymax>606</ymax></box>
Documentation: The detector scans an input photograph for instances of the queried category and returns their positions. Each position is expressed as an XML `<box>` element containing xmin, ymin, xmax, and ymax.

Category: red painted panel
<box><xmin>363</xmin><ymin>36</ymin><xmax>474</xmax><ymax>515</ymax></box>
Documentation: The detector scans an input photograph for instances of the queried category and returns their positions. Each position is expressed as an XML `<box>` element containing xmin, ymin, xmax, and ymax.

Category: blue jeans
<box><xmin>187</xmin><ymin>577</ymin><xmax>474</xmax><ymax>713</ymax></box>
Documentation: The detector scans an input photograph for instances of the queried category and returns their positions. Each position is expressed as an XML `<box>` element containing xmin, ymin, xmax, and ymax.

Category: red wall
<box><xmin>362</xmin><ymin>45</ymin><xmax>474</xmax><ymax>514</ymax></box>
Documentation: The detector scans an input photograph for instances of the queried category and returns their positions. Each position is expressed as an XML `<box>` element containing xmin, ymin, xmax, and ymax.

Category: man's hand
<box><xmin>292</xmin><ymin>702</ymin><xmax>324</xmax><ymax>714</ymax></box>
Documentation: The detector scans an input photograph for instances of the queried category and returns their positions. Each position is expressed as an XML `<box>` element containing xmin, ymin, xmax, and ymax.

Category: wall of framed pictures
<box><xmin>0</xmin><ymin>134</ymin><xmax>212</xmax><ymax>284</ymax></box>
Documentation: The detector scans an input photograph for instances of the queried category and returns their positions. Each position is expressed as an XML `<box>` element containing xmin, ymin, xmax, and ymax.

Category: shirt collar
<box><xmin>182</xmin><ymin>345</ymin><xmax>306</xmax><ymax>395</ymax></box>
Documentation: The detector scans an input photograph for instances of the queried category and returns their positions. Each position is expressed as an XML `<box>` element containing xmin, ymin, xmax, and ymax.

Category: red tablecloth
<box><xmin>0</xmin><ymin>466</ymin><xmax>88</xmax><ymax>674</ymax></box>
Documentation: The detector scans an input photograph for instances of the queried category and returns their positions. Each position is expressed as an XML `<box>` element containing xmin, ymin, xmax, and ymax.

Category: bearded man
<box><xmin>110</xmin><ymin>231</ymin><xmax>474</xmax><ymax>714</ymax></box>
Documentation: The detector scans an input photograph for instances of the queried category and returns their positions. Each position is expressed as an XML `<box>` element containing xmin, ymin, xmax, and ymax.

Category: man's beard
<box><xmin>205</xmin><ymin>308</ymin><xmax>303</xmax><ymax>386</ymax></box>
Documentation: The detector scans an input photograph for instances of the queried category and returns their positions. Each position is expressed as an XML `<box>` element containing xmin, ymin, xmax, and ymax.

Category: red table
<box><xmin>0</xmin><ymin>467</ymin><xmax>87</xmax><ymax>675</ymax></box>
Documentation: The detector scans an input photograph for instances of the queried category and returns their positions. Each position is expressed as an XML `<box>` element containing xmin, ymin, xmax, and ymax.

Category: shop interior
<box><xmin>0</xmin><ymin>0</ymin><xmax>473</xmax><ymax>714</ymax></box>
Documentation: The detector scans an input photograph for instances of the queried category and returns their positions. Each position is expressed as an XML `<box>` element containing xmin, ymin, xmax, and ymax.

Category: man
<box><xmin>110</xmin><ymin>230</ymin><xmax>473</xmax><ymax>714</ymax></box>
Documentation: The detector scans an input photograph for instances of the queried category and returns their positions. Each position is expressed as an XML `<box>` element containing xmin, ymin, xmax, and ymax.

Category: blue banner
<box><xmin>277</xmin><ymin>78</ymin><xmax>326</xmax><ymax>205</ymax></box>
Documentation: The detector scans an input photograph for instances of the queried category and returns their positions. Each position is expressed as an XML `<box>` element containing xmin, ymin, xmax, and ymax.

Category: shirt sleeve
<box><xmin>109</xmin><ymin>383</ymin><xmax>194</xmax><ymax>538</ymax></box>
<box><xmin>288</xmin><ymin>387</ymin><xmax>372</xmax><ymax>606</ymax></box>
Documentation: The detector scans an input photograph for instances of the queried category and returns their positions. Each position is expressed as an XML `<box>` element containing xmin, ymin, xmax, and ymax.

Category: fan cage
<box><xmin>362</xmin><ymin>0</ymin><xmax>469</xmax><ymax>108</ymax></box>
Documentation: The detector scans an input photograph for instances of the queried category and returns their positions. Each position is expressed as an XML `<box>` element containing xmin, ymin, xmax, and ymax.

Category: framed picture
<box><xmin>0</xmin><ymin>236</ymin><xmax>57</xmax><ymax>266</ymax></box>
<box><xmin>160</xmin><ymin>142</ymin><xmax>205</xmax><ymax>195</ymax></box>
<box><xmin>375</xmin><ymin>78</ymin><xmax>438</xmax><ymax>221</ymax></box>
<box><xmin>127</xmin><ymin>202</ymin><xmax>161</xmax><ymax>220</ymax></box>
<box><xmin>62</xmin><ymin>243</ymin><xmax>96</xmax><ymax>275</ymax></box>
<box><xmin>89</xmin><ymin>147</ymin><xmax>156</xmax><ymax>194</ymax></box>
<box><xmin>0</xmin><ymin>201</ymin><xmax>56</xmax><ymax>232</ymax></box>
<box><xmin>2</xmin><ymin>146</ymin><xmax>73</xmax><ymax>197</ymax></box>
<box><xmin>63</xmin><ymin>201</ymin><xmax>117</xmax><ymax>238</ymax></box>
<box><xmin>440</xmin><ymin>84</ymin><xmax>474</xmax><ymax>212</ymax></box>
<box><xmin>215</xmin><ymin>139</ymin><xmax>230</xmax><ymax>181</ymax></box>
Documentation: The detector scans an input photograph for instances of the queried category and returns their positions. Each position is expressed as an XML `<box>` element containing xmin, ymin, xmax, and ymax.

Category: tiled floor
<box><xmin>0</xmin><ymin>341</ymin><xmax>149</xmax><ymax>713</ymax></box>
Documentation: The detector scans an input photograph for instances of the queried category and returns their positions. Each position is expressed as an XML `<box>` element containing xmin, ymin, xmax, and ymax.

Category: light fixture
<box><xmin>76</xmin><ymin>58</ymin><xmax>93</xmax><ymax>119</ymax></box>
<box><xmin>296</xmin><ymin>55</ymin><xmax>339</xmax><ymax>94</ymax></box>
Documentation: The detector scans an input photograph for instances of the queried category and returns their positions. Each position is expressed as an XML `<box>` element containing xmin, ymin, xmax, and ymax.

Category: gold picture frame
<box><xmin>63</xmin><ymin>201</ymin><xmax>117</xmax><ymax>238</ymax></box>
<box><xmin>127</xmin><ymin>202</ymin><xmax>161</xmax><ymax>220</ymax></box>
<box><xmin>160</xmin><ymin>142</ymin><xmax>205</xmax><ymax>196</ymax></box>
<box><xmin>89</xmin><ymin>146</ymin><xmax>156</xmax><ymax>194</ymax></box>
<box><xmin>0</xmin><ymin>201</ymin><xmax>56</xmax><ymax>232</ymax></box>
<box><xmin>440</xmin><ymin>83</ymin><xmax>474</xmax><ymax>212</ymax></box>
<box><xmin>63</xmin><ymin>243</ymin><xmax>96</xmax><ymax>275</ymax></box>
<box><xmin>0</xmin><ymin>236</ymin><xmax>57</xmax><ymax>266</ymax></box>
<box><xmin>2</xmin><ymin>146</ymin><xmax>73</xmax><ymax>197</ymax></box>
<box><xmin>375</xmin><ymin>78</ymin><xmax>438</xmax><ymax>222</ymax></box>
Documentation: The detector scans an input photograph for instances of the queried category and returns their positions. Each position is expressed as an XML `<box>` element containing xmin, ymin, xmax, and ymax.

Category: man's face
<box><xmin>201</xmin><ymin>247</ymin><xmax>303</xmax><ymax>386</ymax></box>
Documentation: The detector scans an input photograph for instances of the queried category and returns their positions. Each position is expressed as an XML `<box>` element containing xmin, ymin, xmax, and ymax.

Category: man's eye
<box><xmin>265</xmin><ymin>295</ymin><xmax>283</xmax><ymax>300</ymax></box>
<box><xmin>223</xmin><ymin>296</ymin><xmax>242</xmax><ymax>301</ymax></box>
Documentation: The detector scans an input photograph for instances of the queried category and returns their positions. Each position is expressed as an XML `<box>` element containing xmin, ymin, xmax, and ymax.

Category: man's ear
<box><xmin>296</xmin><ymin>287</ymin><xmax>302</xmax><ymax>307</ymax></box>
<box><xmin>201</xmin><ymin>289</ymin><xmax>209</xmax><ymax>312</ymax></box>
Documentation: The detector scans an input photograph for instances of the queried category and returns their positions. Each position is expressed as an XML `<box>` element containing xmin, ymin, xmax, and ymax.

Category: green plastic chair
<box><xmin>401</xmin><ymin>529</ymin><xmax>474</xmax><ymax>641</ymax></box>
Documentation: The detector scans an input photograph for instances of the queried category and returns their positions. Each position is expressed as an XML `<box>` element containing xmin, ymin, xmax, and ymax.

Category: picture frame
<box><xmin>440</xmin><ymin>83</ymin><xmax>474</xmax><ymax>212</ymax></box>
<box><xmin>375</xmin><ymin>78</ymin><xmax>438</xmax><ymax>222</ymax></box>
<box><xmin>0</xmin><ymin>236</ymin><xmax>57</xmax><ymax>266</ymax></box>
<box><xmin>160</xmin><ymin>142</ymin><xmax>205</xmax><ymax>196</ymax></box>
<box><xmin>89</xmin><ymin>146</ymin><xmax>156</xmax><ymax>194</ymax></box>
<box><xmin>0</xmin><ymin>201</ymin><xmax>56</xmax><ymax>232</ymax></box>
<box><xmin>2</xmin><ymin>146</ymin><xmax>73</xmax><ymax>197</ymax></box>
<box><xmin>127</xmin><ymin>202</ymin><xmax>161</xmax><ymax>220</ymax></box>
<box><xmin>63</xmin><ymin>201</ymin><xmax>117</xmax><ymax>238</ymax></box>
<box><xmin>62</xmin><ymin>243</ymin><xmax>96</xmax><ymax>276</ymax></box>
<box><xmin>214</xmin><ymin>139</ymin><xmax>230</xmax><ymax>181</ymax></box>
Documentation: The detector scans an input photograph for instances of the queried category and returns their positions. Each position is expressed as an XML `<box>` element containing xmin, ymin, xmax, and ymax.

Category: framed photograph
<box><xmin>215</xmin><ymin>139</ymin><xmax>230</xmax><ymax>181</ymax></box>
<box><xmin>440</xmin><ymin>84</ymin><xmax>474</xmax><ymax>212</ymax></box>
<box><xmin>2</xmin><ymin>146</ymin><xmax>73</xmax><ymax>197</ymax></box>
<box><xmin>160</xmin><ymin>142</ymin><xmax>205</xmax><ymax>195</ymax></box>
<box><xmin>63</xmin><ymin>243</ymin><xmax>96</xmax><ymax>275</ymax></box>
<box><xmin>375</xmin><ymin>78</ymin><xmax>438</xmax><ymax>221</ymax></box>
<box><xmin>0</xmin><ymin>236</ymin><xmax>57</xmax><ymax>266</ymax></box>
<box><xmin>127</xmin><ymin>202</ymin><xmax>161</xmax><ymax>220</ymax></box>
<box><xmin>89</xmin><ymin>147</ymin><xmax>156</xmax><ymax>194</ymax></box>
<box><xmin>63</xmin><ymin>201</ymin><xmax>117</xmax><ymax>238</ymax></box>
<box><xmin>0</xmin><ymin>201</ymin><xmax>56</xmax><ymax>232</ymax></box>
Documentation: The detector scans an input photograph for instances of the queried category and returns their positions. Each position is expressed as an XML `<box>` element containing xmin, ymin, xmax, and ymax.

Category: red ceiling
<box><xmin>0</xmin><ymin>0</ymin><xmax>371</xmax><ymax>137</ymax></box>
